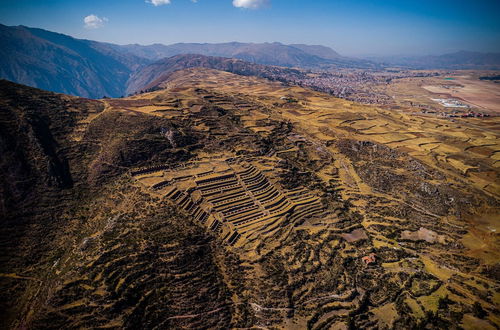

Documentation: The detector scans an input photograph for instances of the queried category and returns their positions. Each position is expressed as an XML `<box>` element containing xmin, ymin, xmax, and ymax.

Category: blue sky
<box><xmin>1</xmin><ymin>0</ymin><xmax>499</xmax><ymax>56</ymax></box>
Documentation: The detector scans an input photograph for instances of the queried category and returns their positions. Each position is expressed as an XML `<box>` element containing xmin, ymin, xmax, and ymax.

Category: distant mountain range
<box><xmin>1</xmin><ymin>23</ymin><xmax>500</xmax><ymax>98</ymax></box>
<box><xmin>112</xmin><ymin>42</ymin><xmax>340</xmax><ymax>61</ymax></box>
<box><xmin>111</xmin><ymin>41</ymin><xmax>371</xmax><ymax>69</ymax></box>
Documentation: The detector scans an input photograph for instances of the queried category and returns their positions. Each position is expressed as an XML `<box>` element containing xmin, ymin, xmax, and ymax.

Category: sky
<box><xmin>1</xmin><ymin>0</ymin><xmax>499</xmax><ymax>56</ymax></box>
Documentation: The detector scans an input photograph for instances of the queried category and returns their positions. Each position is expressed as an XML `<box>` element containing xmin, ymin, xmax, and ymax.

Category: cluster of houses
<box><xmin>420</xmin><ymin>109</ymin><xmax>492</xmax><ymax>119</ymax></box>
<box><xmin>456</xmin><ymin>111</ymin><xmax>491</xmax><ymax>118</ymax></box>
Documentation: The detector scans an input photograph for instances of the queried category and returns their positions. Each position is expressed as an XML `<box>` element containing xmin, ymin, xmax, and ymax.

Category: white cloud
<box><xmin>84</xmin><ymin>14</ymin><xmax>108</xmax><ymax>29</ymax></box>
<box><xmin>146</xmin><ymin>0</ymin><xmax>171</xmax><ymax>6</ymax></box>
<box><xmin>233</xmin><ymin>0</ymin><xmax>269</xmax><ymax>9</ymax></box>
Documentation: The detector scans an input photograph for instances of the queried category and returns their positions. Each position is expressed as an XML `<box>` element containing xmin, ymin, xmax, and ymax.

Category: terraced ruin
<box><xmin>133</xmin><ymin>158</ymin><xmax>324</xmax><ymax>247</ymax></box>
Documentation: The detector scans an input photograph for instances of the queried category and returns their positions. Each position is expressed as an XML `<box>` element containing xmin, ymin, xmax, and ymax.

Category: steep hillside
<box><xmin>0</xmin><ymin>80</ymin><xmax>235</xmax><ymax>329</ymax></box>
<box><xmin>1</xmin><ymin>69</ymin><xmax>498</xmax><ymax>329</ymax></box>
<box><xmin>0</xmin><ymin>24</ymin><xmax>148</xmax><ymax>98</ymax></box>
<box><xmin>130</xmin><ymin>68</ymin><xmax>500</xmax><ymax>328</ymax></box>
<box><xmin>0</xmin><ymin>80</ymin><xmax>103</xmax><ymax>326</ymax></box>
<box><xmin>125</xmin><ymin>53</ymin><xmax>305</xmax><ymax>94</ymax></box>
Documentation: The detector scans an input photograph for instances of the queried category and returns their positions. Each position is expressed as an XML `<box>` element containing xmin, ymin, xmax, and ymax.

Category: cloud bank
<box><xmin>144</xmin><ymin>0</ymin><xmax>270</xmax><ymax>9</ymax></box>
<box><xmin>233</xmin><ymin>0</ymin><xmax>269</xmax><ymax>9</ymax></box>
<box><xmin>146</xmin><ymin>0</ymin><xmax>171</xmax><ymax>6</ymax></box>
<box><xmin>83</xmin><ymin>15</ymin><xmax>108</xmax><ymax>29</ymax></box>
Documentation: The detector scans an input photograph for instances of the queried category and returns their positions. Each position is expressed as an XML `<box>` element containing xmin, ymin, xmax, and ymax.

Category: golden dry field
<box><xmin>423</xmin><ymin>74</ymin><xmax>500</xmax><ymax>113</ymax></box>
<box><xmin>379</xmin><ymin>71</ymin><xmax>500</xmax><ymax>114</ymax></box>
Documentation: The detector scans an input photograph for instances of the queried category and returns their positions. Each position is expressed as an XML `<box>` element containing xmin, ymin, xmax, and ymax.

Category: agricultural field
<box><xmin>423</xmin><ymin>73</ymin><xmax>500</xmax><ymax>113</ymax></box>
<box><xmin>103</xmin><ymin>68</ymin><xmax>499</xmax><ymax>328</ymax></box>
<box><xmin>377</xmin><ymin>70</ymin><xmax>500</xmax><ymax>115</ymax></box>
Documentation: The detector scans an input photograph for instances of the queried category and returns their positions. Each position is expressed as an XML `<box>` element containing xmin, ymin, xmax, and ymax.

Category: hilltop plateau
<box><xmin>0</xmin><ymin>65</ymin><xmax>498</xmax><ymax>329</ymax></box>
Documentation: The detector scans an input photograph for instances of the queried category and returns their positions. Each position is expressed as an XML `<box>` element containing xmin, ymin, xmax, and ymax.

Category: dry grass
<box><xmin>99</xmin><ymin>68</ymin><xmax>500</xmax><ymax>328</ymax></box>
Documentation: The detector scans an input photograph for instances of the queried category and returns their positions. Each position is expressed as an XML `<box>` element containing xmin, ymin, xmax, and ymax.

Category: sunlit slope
<box><xmin>106</xmin><ymin>68</ymin><xmax>499</xmax><ymax>329</ymax></box>
<box><xmin>149</xmin><ymin>67</ymin><xmax>500</xmax><ymax>198</ymax></box>
<box><xmin>2</xmin><ymin>71</ymin><xmax>497</xmax><ymax>329</ymax></box>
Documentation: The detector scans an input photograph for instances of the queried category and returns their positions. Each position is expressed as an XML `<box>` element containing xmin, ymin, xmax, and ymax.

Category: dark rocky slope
<box><xmin>0</xmin><ymin>24</ymin><xmax>148</xmax><ymax>98</ymax></box>
<box><xmin>0</xmin><ymin>80</ymin><xmax>235</xmax><ymax>329</ymax></box>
